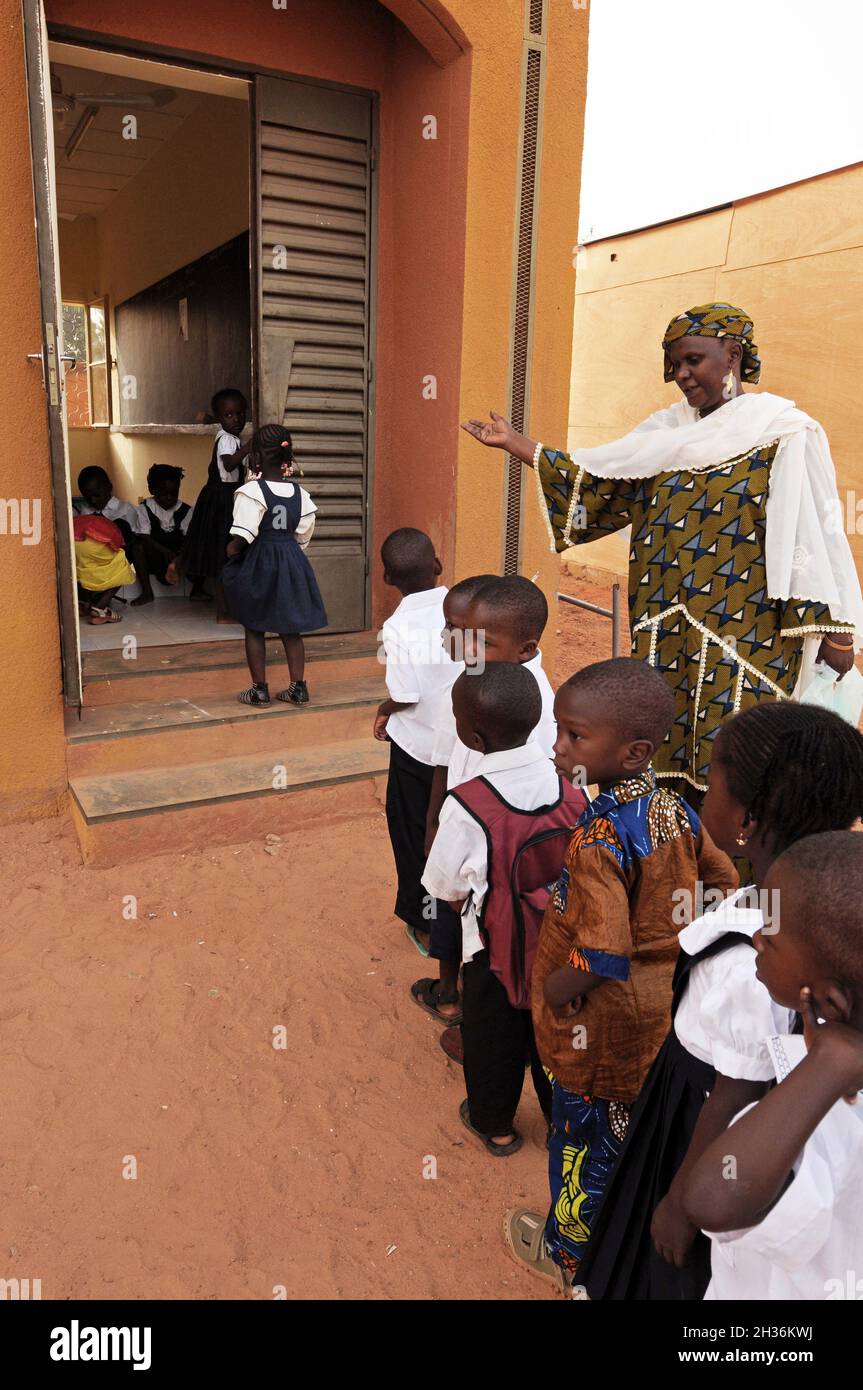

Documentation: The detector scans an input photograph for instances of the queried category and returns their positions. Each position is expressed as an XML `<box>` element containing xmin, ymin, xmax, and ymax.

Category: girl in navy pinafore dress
<box><xmin>222</xmin><ymin>423</ymin><xmax>328</xmax><ymax>705</ymax></box>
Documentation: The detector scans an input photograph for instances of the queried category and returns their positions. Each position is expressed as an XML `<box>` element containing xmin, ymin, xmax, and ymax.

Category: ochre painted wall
<box><xmin>568</xmin><ymin>165</ymin><xmax>863</xmax><ymax>578</ymax></box>
<box><xmin>0</xmin><ymin>0</ymin><xmax>68</xmax><ymax>819</ymax></box>
<box><xmin>450</xmin><ymin>0</ymin><xmax>589</xmax><ymax>656</ymax></box>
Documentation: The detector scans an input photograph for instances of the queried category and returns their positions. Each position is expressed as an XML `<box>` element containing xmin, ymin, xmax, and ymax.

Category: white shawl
<box><xmin>545</xmin><ymin>391</ymin><xmax>863</xmax><ymax>680</ymax></box>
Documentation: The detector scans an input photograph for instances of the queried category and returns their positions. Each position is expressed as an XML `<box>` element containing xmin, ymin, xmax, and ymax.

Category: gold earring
<box><xmin>735</xmin><ymin>831</ymin><xmax>748</xmax><ymax>846</ymax></box>
<box><xmin>722</xmin><ymin>370</ymin><xmax>737</xmax><ymax>400</ymax></box>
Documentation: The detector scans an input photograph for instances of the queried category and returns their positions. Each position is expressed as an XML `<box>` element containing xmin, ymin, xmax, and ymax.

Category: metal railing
<box><xmin>557</xmin><ymin>583</ymin><xmax>623</xmax><ymax>657</ymax></box>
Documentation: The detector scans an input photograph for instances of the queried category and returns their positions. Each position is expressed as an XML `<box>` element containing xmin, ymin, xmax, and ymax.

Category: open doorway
<box><xmin>49</xmin><ymin>40</ymin><xmax>377</xmax><ymax>669</ymax></box>
<box><xmin>51</xmin><ymin>43</ymin><xmax>253</xmax><ymax>653</ymax></box>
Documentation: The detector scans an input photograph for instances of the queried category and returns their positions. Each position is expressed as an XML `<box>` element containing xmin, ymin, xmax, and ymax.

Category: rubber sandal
<box><xmin>502</xmin><ymin>1208</ymin><xmax>570</xmax><ymax>1293</ymax></box>
<box><xmin>459</xmin><ymin>1099</ymin><xmax>522</xmax><ymax>1158</ymax></box>
<box><xmin>439</xmin><ymin>1024</ymin><xmax>464</xmax><ymax>1065</ymax></box>
<box><xmin>410</xmin><ymin>978</ymin><xmax>463</xmax><ymax>1026</ymax></box>
<box><xmin>404</xmin><ymin>924</ymin><xmax>430</xmax><ymax>957</ymax></box>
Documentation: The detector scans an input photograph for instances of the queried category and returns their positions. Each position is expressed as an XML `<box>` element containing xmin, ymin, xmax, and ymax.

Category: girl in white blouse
<box><xmin>222</xmin><ymin>424</ymin><xmax>326</xmax><ymax>705</ymax></box>
<box><xmin>576</xmin><ymin>700</ymin><xmax>863</xmax><ymax>1301</ymax></box>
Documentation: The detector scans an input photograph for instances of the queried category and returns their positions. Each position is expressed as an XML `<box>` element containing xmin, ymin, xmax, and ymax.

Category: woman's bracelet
<box><xmin>823</xmin><ymin>634</ymin><xmax>855</xmax><ymax>651</ymax></box>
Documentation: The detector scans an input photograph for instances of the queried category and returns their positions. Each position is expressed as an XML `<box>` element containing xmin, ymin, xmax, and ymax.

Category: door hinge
<box><xmin>370</xmin><ymin>146</ymin><xmax>377</xmax><ymax>172</ymax></box>
<box><xmin>365</xmin><ymin>554</ymin><xmax>370</xmax><ymax>576</ymax></box>
<box><xmin>367</xmin><ymin>360</ymin><xmax>374</xmax><ymax>383</ymax></box>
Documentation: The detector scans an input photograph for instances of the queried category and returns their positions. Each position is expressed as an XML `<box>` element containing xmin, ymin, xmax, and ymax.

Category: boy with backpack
<box><xmin>421</xmin><ymin>662</ymin><xmax>587</xmax><ymax>1156</ymax></box>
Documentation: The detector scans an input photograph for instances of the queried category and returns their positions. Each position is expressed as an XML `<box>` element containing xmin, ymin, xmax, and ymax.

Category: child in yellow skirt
<box><xmin>73</xmin><ymin>513</ymin><xmax>135</xmax><ymax>625</ymax></box>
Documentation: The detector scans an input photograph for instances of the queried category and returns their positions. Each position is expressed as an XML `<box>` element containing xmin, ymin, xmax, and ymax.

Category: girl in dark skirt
<box><xmin>180</xmin><ymin>388</ymin><xmax>253</xmax><ymax>620</ymax></box>
<box><xmin>577</xmin><ymin>701</ymin><xmax>863</xmax><ymax>1301</ymax></box>
<box><xmin>222</xmin><ymin>423</ymin><xmax>328</xmax><ymax>705</ymax></box>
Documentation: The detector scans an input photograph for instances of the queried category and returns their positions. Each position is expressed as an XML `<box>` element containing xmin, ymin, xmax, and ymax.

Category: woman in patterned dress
<box><xmin>463</xmin><ymin>304</ymin><xmax>863</xmax><ymax>801</ymax></box>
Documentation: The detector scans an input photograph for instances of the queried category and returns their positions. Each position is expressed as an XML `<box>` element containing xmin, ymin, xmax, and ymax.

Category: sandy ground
<box><xmin>3</xmin><ymin>578</ymin><xmax>616</xmax><ymax>1302</ymax></box>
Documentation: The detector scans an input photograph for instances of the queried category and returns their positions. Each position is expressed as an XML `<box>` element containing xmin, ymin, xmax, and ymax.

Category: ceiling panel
<box><xmin>51</xmin><ymin>63</ymin><xmax>204</xmax><ymax>219</ymax></box>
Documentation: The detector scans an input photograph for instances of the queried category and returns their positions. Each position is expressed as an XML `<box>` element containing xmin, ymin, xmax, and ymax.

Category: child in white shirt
<box><xmin>180</xmin><ymin>388</ymin><xmax>253</xmax><ymax>619</ymax></box>
<box><xmin>422</xmin><ymin>662</ymin><xmax>586</xmax><ymax>1156</ymax></box>
<box><xmin>415</xmin><ymin>575</ymin><xmax>558</xmax><ymax>1040</ymax></box>
<box><xmin>684</xmin><ymin>830</ymin><xmax>863</xmax><ymax>1301</ymax></box>
<box><xmin>374</xmin><ymin>528</ymin><xmax>460</xmax><ymax>956</ymax></box>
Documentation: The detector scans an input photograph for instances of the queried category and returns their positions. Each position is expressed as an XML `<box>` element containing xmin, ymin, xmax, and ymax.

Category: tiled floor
<box><xmin>80</xmin><ymin>597</ymin><xmax>245</xmax><ymax>651</ymax></box>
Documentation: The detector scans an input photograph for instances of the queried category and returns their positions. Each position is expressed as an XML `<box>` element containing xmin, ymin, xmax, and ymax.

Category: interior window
<box><xmin>87</xmin><ymin>300</ymin><xmax>110</xmax><ymax>426</ymax></box>
<box><xmin>61</xmin><ymin>301</ymin><xmax>90</xmax><ymax>426</ymax></box>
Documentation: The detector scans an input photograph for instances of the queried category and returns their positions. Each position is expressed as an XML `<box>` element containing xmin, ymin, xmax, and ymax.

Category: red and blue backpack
<box><xmin>449</xmin><ymin>776</ymin><xmax>587</xmax><ymax>1009</ymax></box>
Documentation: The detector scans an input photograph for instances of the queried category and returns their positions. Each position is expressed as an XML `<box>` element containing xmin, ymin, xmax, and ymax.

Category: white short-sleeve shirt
<box><xmin>674</xmin><ymin>888</ymin><xmax>796</xmax><ymax>1082</ymax></box>
<box><xmin>438</xmin><ymin>650</ymin><xmax>557</xmax><ymax>788</ymax></box>
<box><xmin>229</xmin><ymin>480</ymin><xmax>316</xmax><ymax>547</ymax></box>
<box><xmin>704</xmin><ymin>1033</ymin><xmax>863</xmax><ymax>1301</ymax></box>
<box><xmin>381</xmin><ymin>587</ymin><xmax>461</xmax><ymax>766</ymax></box>
<box><xmin>78</xmin><ymin>495</ymin><xmax>140</xmax><ymax>535</ymax></box>
<box><xmin>215</xmin><ymin>429</ymin><xmax>243</xmax><ymax>482</ymax></box>
<box><xmin>421</xmin><ymin>741</ymin><xmax>561</xmax><ymax>962</ymax></box>
<box><xmin>135</xmin><ymin>498</ymin><xmax>193</xmax><ymax>536</ymax></box>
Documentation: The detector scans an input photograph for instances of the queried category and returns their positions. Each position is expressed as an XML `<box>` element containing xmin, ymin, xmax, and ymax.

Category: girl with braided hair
<box><xmin>222</xmin><ymin>424</ymin><xmax>327</xmax><ymax>705</ymax></box>
<box><xmin>575</xmin><ymin>699</ymin><xmax>863</xmax><ymax>1302</ymax></box>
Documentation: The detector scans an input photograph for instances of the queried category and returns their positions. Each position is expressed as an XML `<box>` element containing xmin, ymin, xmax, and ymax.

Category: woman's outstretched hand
<box><xmin>461</xmin><ymin>411</ymin><xmax>513</xmax><ymax>450</ymax></box>
<box><xmin>461</xmin><ymin>412</ymin><xmax>539</xmax><ymax>467</ymax></box>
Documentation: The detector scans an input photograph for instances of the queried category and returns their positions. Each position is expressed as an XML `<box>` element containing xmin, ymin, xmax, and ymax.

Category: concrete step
<box><xmin>69</xmin><ymin>736</ymin><xmax>390</xmax><ymax>866</ymax></box>
<box><xmin>81</xmin><ymin>632</ymin><xmax>382</xmax><ymax>707</ymax></box>
<box><xmin>65</xmin><ymin>674</ymin><xmax>387</xmax><ymax>776</ymax></box>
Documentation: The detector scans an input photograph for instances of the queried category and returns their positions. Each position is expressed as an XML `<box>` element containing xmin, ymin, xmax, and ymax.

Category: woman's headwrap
<box><xmin>662</xmin><ymin>302</ymin><xmax>761</xmax><ymax>384</ymax></box>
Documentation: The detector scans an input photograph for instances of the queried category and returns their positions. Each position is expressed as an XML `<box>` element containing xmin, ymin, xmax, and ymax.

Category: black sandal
<box><xmin>238</xmin><ymin>684</ymin><xmax>270</xmax><ymax>706</ymax></box>
<box><xmin>411</xmin><ymin>977</ymin><xmax>463</xmax><ymax>1025</ymax></box>
<box><xmin>459</xmin><ymin>1099</ymin><xmax>523</xmax><ymax>1158</ymax></box>
<box><xmin>277</xmin><ymin>681</ymin><xmax>309</xmax><ymax>705</ymax></box>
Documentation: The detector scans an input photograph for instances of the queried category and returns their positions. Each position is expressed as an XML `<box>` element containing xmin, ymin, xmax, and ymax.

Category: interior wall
<box><xmin>58</xmin><ymin>94</ymin><xmax>249</xmax><ymax>506</ymax></box>
<box><xmin>568</xmin><ymin>163</ymin><xmax>863</xmax><ymax>577</ymax></box>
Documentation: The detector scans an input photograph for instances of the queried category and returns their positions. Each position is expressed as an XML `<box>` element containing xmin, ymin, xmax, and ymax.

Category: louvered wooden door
<box><xmin>254</xmin><ymin>77</ymin><xmax>374</xmax><ymax>631</ymax></box>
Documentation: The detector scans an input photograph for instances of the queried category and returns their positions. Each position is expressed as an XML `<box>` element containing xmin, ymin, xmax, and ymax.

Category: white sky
<box><xmin>578</xmin><ymin>0</ymin><xmax>863</xmax><ymax>243</ymax></box>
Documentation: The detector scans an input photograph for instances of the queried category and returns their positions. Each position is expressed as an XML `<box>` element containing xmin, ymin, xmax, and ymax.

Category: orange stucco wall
<box><xmin>7</xmin><ymin>0</ymin><xmax>588</xmax><ymax>821</ymax></box>
<box><xmin>0</xmin><ymin>0</ymin><xmax>68</xmax><ymax>820</ymax></box>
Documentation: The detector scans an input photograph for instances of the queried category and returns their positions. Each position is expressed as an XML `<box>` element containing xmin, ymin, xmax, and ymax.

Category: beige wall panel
<box><xmin>726</xmin><ymin>164</ymin><xmax>863</xmax><ymax>270</ymax></box>
<box><xmin>718</xmin><ymin>249</ymin><xmax>863</xmax><ymax>452</ymax></box>
<box><xmin>569</xmin><ymin>271</ymin><xmax>718</xmax><ymax>435</ymax></box>
<box><xmin>576</xmin><ymin>207</ymin><xmax>731</xmax><ymax>295</ymax></box>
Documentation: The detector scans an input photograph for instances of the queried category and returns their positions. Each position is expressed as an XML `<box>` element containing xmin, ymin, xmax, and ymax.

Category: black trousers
<box><xmin>462</xmin><ymin>948</ymin><xmax>552</xmax><ymax>1136</ymax></box>
<box><xmin>385</xmin><ymin>738</ymin><xmax>434</xmax><ymax>932</ymax></box>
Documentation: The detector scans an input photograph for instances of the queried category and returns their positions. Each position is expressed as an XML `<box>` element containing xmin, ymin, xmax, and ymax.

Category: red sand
<box><xmin>3</xmin><ymin>580</ymin><xmax>615</xmax><ymax>1301</ymax></box>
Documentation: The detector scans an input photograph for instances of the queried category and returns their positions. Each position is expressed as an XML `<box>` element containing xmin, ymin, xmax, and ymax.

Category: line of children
<box><xmin>685</xmin><ymin>831</ymin><xmax>863</xmax><ymax>1301</ymax></box>
<box><xmin>374</xmin><ymin>527</ymin><xmax>863</xmax><ymax>1302</ymax></box>
<box><xmin>576</xmin><ymin>700</ymin><xmax>863</xmax><ymax>1300</ymax></box>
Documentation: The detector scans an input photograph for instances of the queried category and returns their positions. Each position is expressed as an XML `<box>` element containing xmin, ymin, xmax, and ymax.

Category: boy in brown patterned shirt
<box><xmin>504</xmin><ymin>659</ymin><xmax>736</xmax><ymax>1291</ymax></box>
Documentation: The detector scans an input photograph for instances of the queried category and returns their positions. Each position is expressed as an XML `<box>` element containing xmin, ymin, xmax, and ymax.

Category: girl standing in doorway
<box><xmin>222</xmin><ymin>423</ymin><xmax>328</xmax><ymax>705</ymax></box>
<box><xmin>180</xmin><ymin>387</ymin><xmax>252</xmax><ymax>621</ymax></box>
